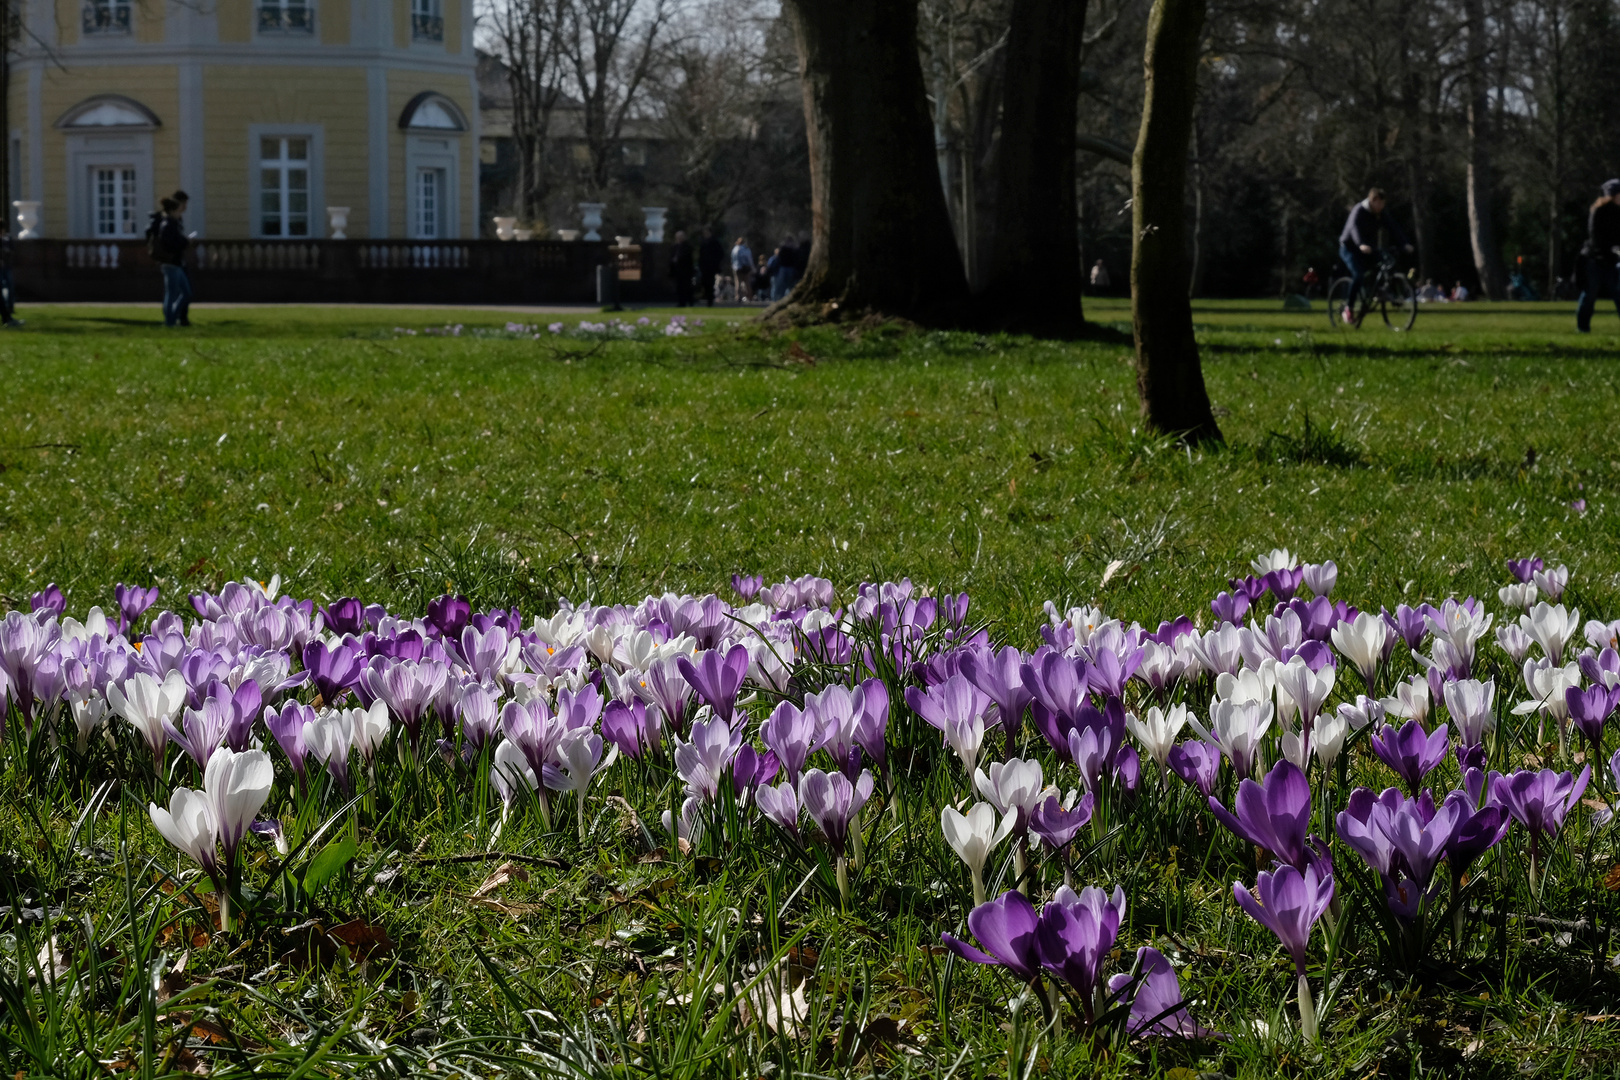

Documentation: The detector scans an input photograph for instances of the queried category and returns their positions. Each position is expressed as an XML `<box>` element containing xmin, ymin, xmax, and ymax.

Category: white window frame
<box><xmin>64</xmin><ymin>132</ymin><xmax>152</xmax><ymax>240</ymax></box>
<box><xmin>91</xmin><ymin>165</ymin><xmax>140</xmax><ymax>237</ymax></box>
<box><xmin>404</xmin><ymin>134</ymin><xmax>459</xmax><ymax>239</ymax></box>
<box><xmin>411</xmin><ymin>0</ymin><xmax>443</xmax><ymax>41</ymax></box>
<box><xmin>248</xmin><ymin>124</ymin><xmax>324</xmax><ymax>239</ymax></box>
<box><xmin>256</xmin><ymin>0</ymin><xmax>315</xmax><ymax>34</ymax></box>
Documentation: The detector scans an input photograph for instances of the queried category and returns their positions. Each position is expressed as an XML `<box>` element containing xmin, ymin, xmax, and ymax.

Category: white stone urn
<box><xmin>12</xmin><ymin>201</ymin><xmax>41</xmax><ymax>240</ymax></box>
<box><xmin>514</xmin><ymin>228</ymin><xmax>534</xmax><ymax>241</ymax></box>
<box><xmin>326</xmin><ymin>206</ymin><xmax>350</xmax><ymax>240</ymax></box>
<box><xmin>494</xmin><ymin>216</ymin><xmax>517</xmax><ymax>241</ymax></box>
<box><xmin>614</xmin><ymin>235</ymin><xmax>633</xmax><ymax>248</ymax></box>
<box><xmin>557</xmin><ymin>228</ymin><xmax>579</xmax><ymax>242</ymax></box>
<box><xmin>578</xmin><ymin>202</ymin><xmax>605</xmax><ymax>242</ymax></box>
<box><xmin>641</xmin><ymin>206</ymin><xmax>667</xmax><ymax>243</ymax></box>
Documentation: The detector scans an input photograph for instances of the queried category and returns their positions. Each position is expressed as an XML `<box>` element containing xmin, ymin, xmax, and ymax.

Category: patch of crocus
<box><xmin>942</xmin><ymin>802</ymin><xmax>1014</xmax><ymax>906</ymax></box>
<box><xmin>114</xmin><ymin>583</ymin><xmax>159</xmax><ymax>634</ymax></box>
<box><xmin>676</xmin><ymin>644</ymin><xmax>749</xmax><ymax>726</ymax></box>
<box><xmin>108</xmin><ymin>670</ymin><xmax>188</xmax><ymax>770</ymax></box>
<box><xmin>1107</xmin><ymin>946</ymin><xmax>1221</xmax><ymax>1039</ymax></box>
<box><xmin>1488</xmin><ymin>766</ymin><xmax>1590</xmax><ymax>891</ymax></box>
<box><xmin>1036</xmin><ymin>884</ymin><xmax>1126</xmax><ymax>1025</ymax></box>
<box><xmin>1369</xmin><ymin>719</ymin><xmax>1450</xmax><ymax>795</ymax></box>
<box><xmin>1167</xmin><ymin>739</ymin><xmax>1222</xmax><ymax>798</ymax></box>
<box><xmin>1233</xmin><ymin>861</ymin><xmax>1334</xmax><ymax>1043</ymax></box>
<box><xmin>1337</xmin><ymin>787</ymin><xmax>1459</xmax><ymax>925</ymax></box>
<box><xmin>1207</xmin><ymin>758</ymin><xmax>1313</xmax><ymax>870</ymax></box>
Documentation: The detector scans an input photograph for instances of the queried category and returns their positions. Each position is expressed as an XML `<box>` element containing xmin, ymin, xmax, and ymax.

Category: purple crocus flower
<box><xmin>852</xmin><ymin>679</ymin><xmax>889</xmax><ymax>782</ymax></box>
<box><xmin>303</xmin><ymin>639</ymin><xmax>363</xmax><ymax>707</ymax></box>
<box><xmin>797</xmin><ymin>767</ymin><xmax>873</xmax><ymax>858</ymax></box>
<box><xmin>210</xmin><ymin>678</ymin><xmax>262</xmax><ymax>751</ymax></box>
<box><xmin>1233</xmin><ymin>861</ymin><xmax>1333</xmax><ymax>1041</ymax></box>
<box><xmin>114</xmin><ymin>583</ymin><xmax>159</xmax><ymax>634</ymax></box>
<box><xmin>1264</xmin><ymin>566</ymin><xmax>1304</xmax><ymax>603</ymax></box>
<box><xmin>29</xmin><ymin>584</ymin><xmax>65</xmax><ymax>619</ymax></box>
<box><xmin>806</xmin><ymin>683</ymin><xmax>864</xmax><ymax>778</ymax></box>
<box><xmin>321</xmin><ymin>597</ymin><xmax>366</xmax><ymax>636</ymax></box>
<box><xmin>425</xmin><ymin>594</ymin><xmax>472</xmax><ymax>640</ymax></box>
<box><xmin>1383</xmin><ymin>605</ymin><xmax>1429</xmax><ymax>652</ymax></box>
<box><xmin>602</xmin><ymin>698</ymin><xmax>658</xmax><ymax>760</ymax></box>
<box><xmin>1336</xmin><ymin>787</ymin><xmax>1459</xmax><ymax>917</ymax></box>
<box><xmin>1442</xmin><ymin>789</ymin><xmax>1509</xmax><ymax>879</ymax></box>
<box><xmin>1036</xmin><ymin>884</ymin><xmax>1126</xmax><ymax>1022</ymax></box>
<box><xmin>760</xmin><ymin>700</ymin><xmax>816</xmax><ymax>784</ymax></box>
<box><xmin>1565</xmin><ymin>683</ymin><xmax>1620</xmax><ymax>754</ymax></box>
<box><xmin>1167</xmin><ymin>739</ymin><xmax>1222</xmax><ymax>797</ymax></box>
<box><xmin>264</xmin><ymin>701</ymin><xmax>315</xmax><ymax>781</ymax></box>
<box><xmin>1107</xmin><ymin>946</ymin><xmax>1222</xmax><ymax>1039</ymax></box>
<box><xmin>941</xmin><ymin>889</ymin><xmax>1042</xmax><ymax>983</ymax></box>
<box><xmin>1027</xmin><ymin>792</ymin><xmax>1094</xmax><ymax>852</ymax></box>
<box><xmin>457</xmin><ymin>681</ymin><xmax>502</xmax><ymax>760</ymax></box>
<box><xmin>960</xmin><ymin>646</ymin><xmax>1034</xmax><ymax>742</ymax></box>
<box><xmin>676</xmin><ymin>644</ymin><xmax>750</xmax><ymax>726</ymax></box>
<box><xmin>1021</xmin><ymin>650</ymin><xmax>1089</xmax><ymax>726</ymax></box>
<box><xmin>1369</xmin><ymin>719</ymin><xmax>1451</xmax><ymax>794</ymax></box>
<box><xmin>730</xmin><ymin>573</ymin><xmax>763</xmax><ymax>600</ymax></box>
<box><xmin>1507</xmin><ymin>556</ymin><xmax>1544</xmax><ymax>584</ymax></box>
<box><xmin>731</xmin><ymin>744</ymin><xmax>781</xmax><ymax>799</ymax></box>
<box><xmin>675</xmin><ymin>715</ymin><xmax>745</xmax><ymax>802</ymax></box>
<box><xmin>754</xmin><ymin>780</ymin><xmax>800</xmax><ymax>837</ymax></box>
<box><xmin>1210</xmin><ymin>590</ymin><xmax>1251</xmax><ymax>626</ymax></box>
<box><xmin>1207</xmin><ymin>758</ymin><xmax>1313</xmax><ymax>870</ymax></box>
<box><xmin>1489</xmin><ymin>766</ymin><xmax>1589</xmax><ymax>843</ymax></box>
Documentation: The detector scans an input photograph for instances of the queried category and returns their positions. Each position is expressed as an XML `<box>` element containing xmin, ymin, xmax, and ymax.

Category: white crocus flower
<box><xmin>585</xmin><ymin>624</ymin><xmax>618</xmax><ymax>667</ymax></box>
<box><xmin>1512</xmin><ymin>659</ymin><xmax>1580</xmax><ymax>722</ymax></box>
<box><xmin>1126</xmin><ymin>703</ymin><xmax>1191</xmax><ymax>778</ymax></box>
<box><xmin>1251</xmin><ymin>548</ymin><xmax>1297</xmax><ymax>574</ymax></box>
<box><xmin>1443</xmin><ymin>677</ymin><xmax>1496</xmax><ymax>746</ymax></box>
<box><xmin>1498</xmin><ymin>582</ymin><xmax>1538</xmax><ymax>613</ymax></box>
<box><xmin>1425</xmin><ymin>600</ymin><xmax>1493</xmax><ymax>669</ymax></box>
<box><xmin>1496</xmin><ymin>624</ymin><xmax>1534</xmax><ymax>665</ymax></box>
<box><xmin>1314</xmin><ymin>699</ymin><xmax>1376</xmax><ymax>773</ymax></box>
<box><xmin>944</xmin><ymin>714</ymin><xmax>987</xmax><ymax>777</ymax></box>
<box><xmin>304</xmin><ymin>708</ymin><xmax>355</xmax><ymax>790</ymax></box>
<box><xmin>1330</xmin><ymin>612</ymin><xmax>1389</xmax><ymax>689</ymax></box>
<box><xmin>1520</xmin><ymin>601</ymin><xmax>1581</xmax><ymax>666</ymax></box>
<box><xmin>249</xmin><ymin>575</ymin><xmax>282</xmax><ymax>602</ymax></box>
<box><xmin>60</xmin><ymin>607</ymin><xmax>112</xmax><ymax>643</ymax></box>
<box><xmin>974</xmin><ymin>758</ymin><xmax>1052</xmax><ymax>823</ymax></box>
<box><xmin>1215</xmin><ymin>663</ymin><xmax>1277</xmax><ymax>706</ymax></box>
<box><xmin>1192</xmin><ymin>624</ymin><xmax>1246</xmax><ymax>677</ymax></box>
<box><xmin>1303</xmin><ymin>561</ymin><xmax>1338</xmax><ymax>596</ymax></box>
<box><xmin>70</xmin><ymin>693</ymin><xmax>109</xmax><ymax>754</ymax></box>
<box><xmin>348</xmin><ymin>699</ymin><xmax>391</xmax><ymax>766</ymax></box>
<box><xmin>107</xmin><ymin>670</ymin><xmax>188</xmax><ymax>766</ymax></box>
<box><xmin>204</xmin><ymin>747</ymin><xmax>274</xmax><ymax>867</ymax></box>
<box><xmin>1188</xmin><ymin>697</ymin><xmax>1272</xmax><ymax>779</ymax></box>
<box><xmin>941</xmin><ymin>802</ymin><xmax>1015</xmax><ymax>906</ymax></box>
<box><xmin>1276</xmin><ymin>656</ymin><xmax>1335</xmax><ymax>727</ymax></box>
<box><xmin>149</xmin><ymin>788</ymin><xmax>219</xmax><ymax>877</ymax></box>
<box><xmin>1533</xmin><ymin>565</ymin><xmax>1569</xmax><ymax>601</ymax></box>
<box><xmin>1380</xmin><ymin>675</ymin><xmax>1430</xmax><ymax>726</ymax></box>
<box><xmin>558</xmin><ymin>732</ymin><xmax>618</xmax><ymax>841</ymax></box>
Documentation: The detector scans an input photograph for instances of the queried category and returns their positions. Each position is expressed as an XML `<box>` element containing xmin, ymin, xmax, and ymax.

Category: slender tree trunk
<box><xmin>980</xmin><ymin>0</ymin><xmax>1087</xmax><ymax>333</ymax></box>
<box><xmin>777</xmin><ymin>0</ymin><xmax>968</xmax><ymax>322</ymax></box>
<box><xmin>1463</xmin><ymin>0</ymin><xmax>1508</xmax><ymax>299</ymax></box>
<box><xmin>1131</xmin><ymin>0</ymin><xmax>1220</xmax><ymax>444</ymax></box>
<box><xmin>1406</xmin><ymin>155</ymin><xmax>1434</xmax><ymax>282</ymax></box>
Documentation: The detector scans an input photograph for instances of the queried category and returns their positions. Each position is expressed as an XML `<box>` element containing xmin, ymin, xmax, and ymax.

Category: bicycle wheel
<box><xmin>1326</xmin><ymin>278</ymin><xmax>1358</xmax><ymax>330</ymax></box>
<box><xmin>1377</xmin><ymin>274</ymin><xmax>1418</xmax><ymax>331</ymax></box>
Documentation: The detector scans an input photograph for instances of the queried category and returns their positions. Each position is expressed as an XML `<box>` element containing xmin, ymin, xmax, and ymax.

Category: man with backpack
<box><xmin>147</xmin><ymin>191</ymin><xmax>193</xmax><ymax>327</ymax></box>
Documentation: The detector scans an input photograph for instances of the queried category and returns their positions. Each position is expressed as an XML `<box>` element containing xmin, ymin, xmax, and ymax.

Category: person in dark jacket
<box><xmin>149</xmin><ymin>193</ymin><xmax>193</xmax><ymax>327</ymax></box>
<box><xmin>1576</xmin><ymin>179</ymin><xmax>1620</xmax><ymax>333</ymax></box>
<box><xmin>697</xmin><ymin>227</ymin><xmax>724</xmax><ymax>307</ymax></box>
<box><xmin>1337</xmin><ymin>187</ymin><xmax>1413</xmax><ymax>321</ymax></box>
<box><xmin>669</xmin><ymin>229</ymin><xmax>694</xmax><ymax>307</ymax></box>
<box><xmin>0</xmin><ymin>227</ymin><xmax>19</xmax><ymax>327</ymax></box>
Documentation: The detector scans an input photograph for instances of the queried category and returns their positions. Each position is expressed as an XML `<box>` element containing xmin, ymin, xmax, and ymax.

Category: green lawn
<box><xmin>2</xmin><ymin>298</ymin><xmax>1617</xmax><ymax>632</ymax></box>
<box><xmin>4</xmin><ymin>299</ymin><xmax>1620</xmax><ymax>1078</ymax></box>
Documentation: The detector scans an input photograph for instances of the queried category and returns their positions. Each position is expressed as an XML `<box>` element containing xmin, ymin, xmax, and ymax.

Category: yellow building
<box><xmin>4</xmin><ymin>0</ymin><xmax>478</xmax><ymax>239</ymax></box>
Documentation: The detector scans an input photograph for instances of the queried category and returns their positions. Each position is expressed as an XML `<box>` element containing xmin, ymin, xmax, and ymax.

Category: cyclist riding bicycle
<box><xmin>1338</xmin><ymin>187</ymin><xmax>1415</xmax><ymax>322</ymax></box>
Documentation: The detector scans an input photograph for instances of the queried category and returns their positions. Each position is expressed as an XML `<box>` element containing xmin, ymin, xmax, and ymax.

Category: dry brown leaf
<box><xmin>472</xmin><ymin>861</ymin><xmax>530</xmax><ymax>898</ymax></box>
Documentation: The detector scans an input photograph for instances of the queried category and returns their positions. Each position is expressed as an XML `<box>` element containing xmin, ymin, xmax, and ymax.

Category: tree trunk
<box><xmin>980</xmin><ymin>0</ymin><xmax>1087</xmax><ymax>333</ymax></box>
<box><xmin>1463</xmin><ymin>0</ymin><xmax>1508</xmax><ymax>299</ymax></box>
<box><xmin>777</xmin><ymin>0</ymin><xmax>968</xmax><ymax>322</ymax></box>
<box><xmin>1131</xmin><ymin>0</ymin><xmax>1221</xmax><ymax>444</ymax></box>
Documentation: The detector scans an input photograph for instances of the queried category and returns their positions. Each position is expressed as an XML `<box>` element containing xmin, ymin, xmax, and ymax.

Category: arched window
<box><xmin>56</xmin><ymin>95</ymin><xmax>161</xmax><ymax>131</ymax></box>
<box><xmin>399</xmin><ymin>92</ymin><xmax>467</xmax><ymax>132</ymax></box>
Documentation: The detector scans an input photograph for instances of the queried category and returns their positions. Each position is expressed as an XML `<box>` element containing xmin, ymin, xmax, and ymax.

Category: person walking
<box><xmin>1089</xmin><ymin>259</ymin><xmax>1111</xmax><ymax>292</ymax></box>
<box><xmin>698</xmin><ymin>227</ymin><xmax>724</xmax><ymax>307</ymax></box>
<box><xmin>730</xmin><ymin>236</ymin><xmax>755</xmax><ymax>302</ymax></box>
<box><xmin>769</xmin><ymin>237</ymin><xmax>801</xmax><ymax>302</ymax></box>
<box><xmin>1576</xmin><ymin>179</ymin><xmax>1620</xmax><ymax>333</ymax></box>
<box><xmin>148</xmin><ymin>192</ymin><xmax>193</xmax><ymax>327</ymax></box>
<box><xmin>0</xmin><ymin>226</ymin><xmax>20</xmax><ymax>328</ymax></box>
<box><xmin>669</xmin><ymin>229</ymin><xmax>694</xmax><ymax>307</ymax></box>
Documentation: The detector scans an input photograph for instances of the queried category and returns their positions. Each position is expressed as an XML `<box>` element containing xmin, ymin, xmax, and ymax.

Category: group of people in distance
<box><xmin>667</xmin><ymin>226</ymin><xmax>807</xmax><ymax>308</ymax></box>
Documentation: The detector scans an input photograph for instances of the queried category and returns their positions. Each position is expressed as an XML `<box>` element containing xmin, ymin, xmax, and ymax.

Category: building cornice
<box><xmin>10</xmin><ymin>43</ymin><xmax>477</xmax><ymax>75</ymax></box>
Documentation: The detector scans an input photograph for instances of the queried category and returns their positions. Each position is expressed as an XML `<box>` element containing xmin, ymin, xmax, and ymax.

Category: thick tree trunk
<box><xmin>1130</xmin><ymin>0</ymin><xmax>1221</xmax><ymax>444</ymax></box>
<box><xmin>1463</xmin><ymin>0</ymin><xmax>1508</xmax><ymax>299</ymax></box>
<box><xmin>778</xmin><ymin>0</ymin><xmax>968</xmax><ymax>323</ymax></box>
<box><xmin>980</xmin><ymin>0</ymin><xmax>1087</xmax><ymax>333</ymax></box>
